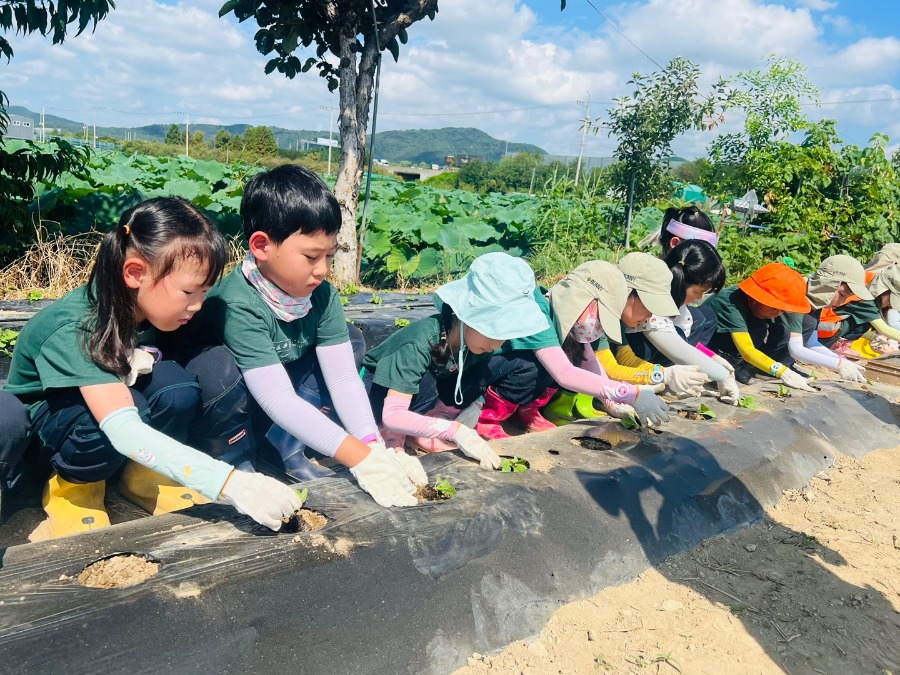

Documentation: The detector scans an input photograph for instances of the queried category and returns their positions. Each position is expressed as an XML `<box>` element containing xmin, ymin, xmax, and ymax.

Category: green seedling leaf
<box><xmin>433</xmin><ymin>478</ymin><xmax>456</xmax><ymax>497</ymax></box>
<box><xmin>344</xmin><ymin>283</ymin><xmax>360</xmax><ymax>295</ymax></box>
<box><xmin>499</xmin><ymin>456</ymin><xmax>528</xmax><ymax>473</ymax></box>
<box><xmin>0</xmin><ymin>328</ymin><xmax>18</xmax><ymax>358</ymax></box>
<box><xmin>697</xmin><ymin>404</ymin><xmax>716</xmax><ymax>419</ymax></box>
<box><xmin>739</xmin><ymin>395</ymin><xmax>759</xmax><ymax>409</ymax></box>
<box><xmin>340</xmin><ymin>295</ymin><xmax>349</xmax><ymax>306</ymax></box>
<box><xmin>293</xmin><ymin>488</ymin><xmax>309</xmax><ymax>506</ymax></box>
<box><xmin>777</xmin><ymin>384</ymin><xmax>791</xmax><ymax>397</ymax></box>
<box><xmin>620</xmin><ymin>414</ymin><xmax>640</xmax><ymax>430</ymax></box>
<box><xmin>370</xmin><ymin>293</ymin><xmax>382</xmax><ymax>305</ymax></box>
<box><xmin>807</xmin><ymin>369</ymin><xmax>818</xmax><ymax>381</ymax></box>
<box><xmin>394</xmin><ymin>318</ymin><xmax>410</xmax><ymax>328</ymax></box>
<box><xmin>27</xmin><ymin>290</ymin><xmax>43</xmax><ymax>301</ymax></box>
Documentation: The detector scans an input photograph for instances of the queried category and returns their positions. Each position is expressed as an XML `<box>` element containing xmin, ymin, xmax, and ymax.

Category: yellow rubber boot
<box><xmin>118</xmin><ymin>461</ymin><xmax>210</xmax><ymax>515</ymax></box>
<box><xmin>29</xmin><ymin>472</ymin><xmax>111</xmax><ymax>542</ymax></box>
<box><xmin>849</xmin><ymin>336</ymin><xmax>880</xmax><ymax>359</ymax></box>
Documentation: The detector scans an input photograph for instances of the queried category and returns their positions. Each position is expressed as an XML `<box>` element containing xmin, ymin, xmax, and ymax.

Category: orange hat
<box><xmin>738</xmin><ymin>262</ymin><xmax>811</xmax><ymax>314</ymax></box>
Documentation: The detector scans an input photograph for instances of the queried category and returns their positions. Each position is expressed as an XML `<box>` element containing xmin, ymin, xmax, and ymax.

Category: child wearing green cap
<box><xmin>360</xmin><ymin>252</ymin><xmax>549</xmax><ymax>469</ymax></box>
<box><xmin>469</xmin><ymin>260</ymin><xmax>670</xmax><ymax>438</ymax></box>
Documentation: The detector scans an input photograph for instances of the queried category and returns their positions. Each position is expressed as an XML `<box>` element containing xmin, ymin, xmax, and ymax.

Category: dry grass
<box><xmin>0</xmin><ymin>224</ymin><xmax>102</xmax><ymax>300</ymax></box>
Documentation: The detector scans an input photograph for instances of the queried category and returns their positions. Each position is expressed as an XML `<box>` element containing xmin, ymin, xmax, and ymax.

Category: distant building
<box><xmin>6</xmin><ymin>114</ymin><xmax>35</xmax><ymax>141</ymax></box>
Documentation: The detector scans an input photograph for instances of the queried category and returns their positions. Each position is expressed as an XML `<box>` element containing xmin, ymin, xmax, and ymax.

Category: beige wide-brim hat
<box><xmin>866</xmin><ymin>244</ymin><xmax>900</xmax><ymax>273</ymax></box>
<box><xmin>549</xmin><ymin>261</ymin><xmax>628</xmax><ymax>344</ymax></box>
<box><xmin>617</xmin><ymin>252</ymin><xmax>679</xmax><ymax>317</ymax></box>
<box><xmin>869</xmin><ymin>263</ymin><xmax>900</xmax><ymax>311</ymax></box>
<box><xmin>807</xmin><ymin>254</ymin><xmax>873</xmax><ymax>309</ymax></box>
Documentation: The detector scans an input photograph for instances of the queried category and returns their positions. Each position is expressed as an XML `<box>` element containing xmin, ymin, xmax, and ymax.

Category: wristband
<box><xmin>360</xmin><ymin>433</ymin><xmax>380</xmax><ymax>445</ymax></box>
<box><xmin>650</xmin><ymin>364</ymin><xmax>664</xmax><ymax>384</ymax></box>
<box><xmin>770</xmin><ymin>362</ymin><xmax>785</xmax><ymax>377</ymax></box>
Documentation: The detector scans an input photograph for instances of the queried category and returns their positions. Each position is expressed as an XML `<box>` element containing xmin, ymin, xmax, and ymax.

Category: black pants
<box><xmin>0</xmin><ymin>391</ymin><xmax>32</xmax><ymax>493</ymax></box>
<box><xmin>253</xmin><ymin>324</ymin><xmax>366</xmax><ymax>475</ymax></box>
<box><xmin>625</xmin><ymin>306</ymin><xmax>719</xmax><ymax>366</ymax></box>
<box><xmin>29</xmin><ymin>345</ymin><xmax>252</xmax><ymax>484</ymax></box>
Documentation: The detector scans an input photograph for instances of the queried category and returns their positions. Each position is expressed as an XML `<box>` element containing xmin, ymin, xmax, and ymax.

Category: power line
<box><xmin>582</xmin><ymin>0</ymin><xmax>664</xmax><ymax>70</ymax></box>
<box><xmin>799</xmin><ymin>97</ymin><xmax>900</xmax><ymax>107</ymax></box>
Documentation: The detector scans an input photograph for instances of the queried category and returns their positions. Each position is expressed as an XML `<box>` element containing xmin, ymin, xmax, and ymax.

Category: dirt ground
<box><xmin>456</xmin><ymin>446</ymin><xmax>900</xmax><ymax>675</ymax></box>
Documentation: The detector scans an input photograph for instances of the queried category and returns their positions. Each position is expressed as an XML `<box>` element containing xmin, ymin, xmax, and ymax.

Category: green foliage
<box><xmin>394</xmin><ymin>318</ymin><xmax>410</xmax><ymax>328</ymax></box>
<box><xmin>293</xmin><ymin>487</ymin><xmax>309</xmax><ymax>505</ymax></box>
<box><xmin>0</xmin><ymin>328</ymin><xmax>18</xmax><ymax>358</ymax></box>
<box><xmin>370</xmin><ymin>292</ymin><xmax>382</xmax><ymax>305</ymax></box>
<box><xmin>620</xmin><ymin>414</ymin><xmax>640</xmax><ymax>430</ymax></box>
<box><xmin>164</xmin><ymin>123</ymin><xmax>184</xmax><ymax>146</ymax></box>
<box><xmin>697</xmin><ymin>404</ymin><xmax>716</xmax><ymax>419</ymax></box>
<box><xmin>242</xmin><ymin>125</ymin><xmax>278</xmax><ymax>157</ymax></box>
<box><xmin>739</xmin><ymin>396</ymin><xmax>759</xmax><ymax>409</ymax></box>
<box><xmin>499</xmin><ymin>456</ymin><xmax>529</xmax><ymax>473</ymax></box>
<box><xmin>27</xmin><ymin>290</ymin><xmax>43</xmax><ymax>301</ymax></box>
<box><xmin>777</xmin><ymin>384</ymin><xmax>792</xmax><ymax>398</ymax></box>
<box><xmin>433</xmin><ymin>478</ymin><xmax>456</xmax><ymax>498</ymax></box>
<box><xmin>343</xmin><ymin>283</ymin><xmax>360</xmax><ymax>295</ymax></box>
<box><xmin>457</xmin><ymin>152</ymin><xmax>561</xmax><ymax>194</ymax></box>
<box><xmin>376</xmin><ymin>127</ymin><xmax>546</xmax><ymax>167</ymax></box>
<box><xmin>598</xmin><ymin>57</ymin><xmax>732</xmax><ymax>208</ymax></box>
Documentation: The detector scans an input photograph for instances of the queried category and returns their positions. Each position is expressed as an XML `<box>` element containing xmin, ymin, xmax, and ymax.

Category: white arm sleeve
<box><xmin>316</xmin><ymin>342</ymin><xmax>379</xmax><ymax>440</ymax></box>
<box><xmin>100</xmin><ymin>407</ymin><xmax>233</xmax><ymax>500</ymax></box>
<box><xmin>645</xmin><ymin>330</ymin><xmax>729</xmax><ymax>382</ymax></box>
<box><xmin>789</xmin><ymin>334</ymin><xmax>840</xmax><ymax>369</ymax></box>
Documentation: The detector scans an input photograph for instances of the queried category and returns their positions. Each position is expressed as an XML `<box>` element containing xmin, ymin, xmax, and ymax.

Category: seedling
<box><xmin>406</xmin><ymin>295</ymin><xmax>417</xmax><ymax>301</ymax></box>
<box><xmin>807</xmin><ymin>369</ymin><xmax>818</xmax><ymax>381</ymax></box>
<box><xmin>344</xmin><ymin>283</ymin><xmax>360</xmax><ymax>295</ymax></box>
<box><xmin>394</xmin><ymin>318</ymin><xmax>410</xmax><ymax>328</ymax></box>
<box><xmin>433</xmin><ymin>478</ymin><xmax>456</xmax><ymax>497</ymax></box>
<box><xmin>739</xmin><ymin>395</ymin><xmax>760</xmax><ymax>409</ymax></box>
<box><xmin>620</xmin><ymin>414</ymin><xmax>640</xmax><ymax>430</ymax></box>
<box><xmin>777</xmin><ymin>384</ymin><xmax>792</xmax><ymax>397</ymax></box>
<box><xmin>370</xmin><ymin>293</ymin><xmax>382</xmax><ymax>305</ymax></box>
<box><xmin>294</xmin><ymin>488</ymin><xmax>309</xmax><ymax>505</ymax></box>
<box><xmin>697</xmin><ymin>403</ymin><xmax>716</xmax><ymax>419</ymax></box>
<box><xmin>27</xmin><ymin>290</ymin><xmax>43</xmax><ymax>301</ymax></box>
<box><xmin>340</xmin><ymin>295</ymin><xmax>350</xmax><ymax>306</ymax></box>
<box><xmin>594</xmin><ymin>654</ymin><xmax>613</xmax><ymax>671</ymax></box>
<box><xmin>499</xmin><ymin>456</ymin><xmax>529</xmax><ymax>473</ymax></box>
<box><xmin>0</xmin><ymin>328</ymin><xmax>18</xmax><ymax>358</ymax></box>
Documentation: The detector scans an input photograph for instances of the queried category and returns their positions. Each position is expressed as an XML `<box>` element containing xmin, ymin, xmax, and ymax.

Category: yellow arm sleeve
<box><xmin>594</xmin><ymin>347</ymin><xmax>655</xmax><ymax>384</ymax></box>
<box><xmin>731</xmin><ymin>332</ymin><xmax>787</xmax><ymax>377</ymax></box>
<box><xmin>871</xmin><ymin>318</ymin><xmax>900</xmax><ymax>342</ymax></box>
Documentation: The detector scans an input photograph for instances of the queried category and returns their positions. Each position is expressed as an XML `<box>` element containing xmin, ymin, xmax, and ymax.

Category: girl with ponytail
<box><xmin>6</xmin><ymin>197</ymin><xmax>303</xmax><ymax>540</ymax></box>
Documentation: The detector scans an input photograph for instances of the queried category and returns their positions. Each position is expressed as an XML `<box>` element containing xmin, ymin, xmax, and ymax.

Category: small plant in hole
<box><xmin>343</xmin><ymin>283</ymin><xmax>360</xmax><ymax>295</ymax></box>
<box><xmin>394</xmin><ymin>318</ymin><xmax>410</xmax><ymax>328</ymax></box>
<box><xmin>370</xmin><ymin>292</ymin><xmax>382</xmax><ymax>305</ymax></box>
<box><xmin>417</xmin><ymin>477</ymin><xmax>456</xmax><ymax>502</ymax></box>
<box><xmin>807</xmin><ymin>369</ymin><xmax>817</xmax><ymax>381</ymax></box>
<box><xmin>739</xmin><ymin>395</ymin><xmax>760</xmax><ymax>409</ymax></box>
<box><xmin>620</xmin><ymin>413</ymin><xmax>640</xmax><ymax>430</ymax></box>
<box><xmin>697</xmin><ymin>403</ymin><xmax>716</xmax><ymax>418</ymax></box>
<box><xmin>340</xmin><ymin>295</ymin><xmax>350</xmax><ymax>306</ymax></box>
<box><xmin>499</xmin><ymin>456</ymin><xmax>529</xmax><ymax>473</ymax></box>
<box><xmin>777</xmin><ymin>384</ymin><xmax>792</xmax><ymax>397</ymax></box>
<box><xmin>279</xmin><ymin>488</ymin><xmax>328</xmax><ymax>533</ymax></box>
<box><xmin>0</xmin><ymin>328</ymin><xmax>18</xmax><ymax>358</ymax></box>
<box><xmin>27</xmin><ymin>290</ymin><xmax>43</xmax><ymax>301</ymax></box>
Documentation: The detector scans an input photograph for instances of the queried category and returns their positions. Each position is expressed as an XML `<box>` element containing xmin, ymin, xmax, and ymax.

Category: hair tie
<box><xmin>678</xmin><ymin>260</ymin><xmax>686</xmax><ymax>265</ymax></box>
<box><xmin>123</xmin><ymin>224</ymin><xmax>131</xmax><ymax>235</ymax></box>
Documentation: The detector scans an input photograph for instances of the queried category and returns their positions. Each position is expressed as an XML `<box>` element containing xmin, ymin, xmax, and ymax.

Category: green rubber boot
<box><xmin>573</xmin><ymin>393</ymin><xmax>604</xmax><ymax>419</ymax></box>
<box><xmin>541</xmin><ymin>390</ymin><xmax>578</xmax><ymax>426</ymax></box>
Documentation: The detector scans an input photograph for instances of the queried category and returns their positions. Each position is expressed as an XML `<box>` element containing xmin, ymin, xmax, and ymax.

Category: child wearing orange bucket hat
<box><xmin>700</xmin><ymin>262</ymin><xmax>817</xmax><ymax>392</ymax></box>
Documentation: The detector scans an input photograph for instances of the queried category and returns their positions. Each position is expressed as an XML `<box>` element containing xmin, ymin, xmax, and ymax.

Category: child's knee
<box><xmin>144</xmin><ymin>361</ymin><xmax>201</xmax><ymax>418</ymax></box>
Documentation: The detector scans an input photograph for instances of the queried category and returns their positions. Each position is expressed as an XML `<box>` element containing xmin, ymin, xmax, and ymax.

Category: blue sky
<box><xmin>3</xmin><ymin>0</ymin><xmax>900</xmax><ymax>159</ymax></box>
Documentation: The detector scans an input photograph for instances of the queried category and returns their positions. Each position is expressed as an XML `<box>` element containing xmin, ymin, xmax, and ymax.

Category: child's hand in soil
<box><xmin>452</xmin><ymin>425</ymin><xmax>501</xmax><ymax>470</ymax></box>
<box><xmin>780</xmin><ymin>368</ymin><xmax>817</xmax><ymax>392</ymax></box>
<box><xmin>716</xmin><ymin>375</ymin><xmax>741</xmax><ymax>405</ymax></box>
<box><xmin>350</xmin><ymin>445</ymin><xmax>417</xmax><ymax>507</ymax></box>
<box><xmin>390</xmin><ymin>449</ymin><xmax>428</xmax><ymax>486</ymax></box>
<box><xmin>220</xmin><ymin>471</ymin><xmax>306</xmax><ymax>530</ymax></box>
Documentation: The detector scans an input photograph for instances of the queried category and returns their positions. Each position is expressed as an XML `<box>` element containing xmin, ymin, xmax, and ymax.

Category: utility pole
<box><xmin>39</xmin><ymin>107</ymin><xmax>45</xmax><ymax>142</ymax></box>
<box><xmin>320</xmin><ymin>104</ymin><xmax>336</xmax><ymax>176</ymax></box>
<box><xmin>92</xmin><ymin>108</ymin><xmax>97</xmax><ymax>149</ymax></box>
<box><xmin>574</xmin><ymin>92</ymin><xmax>591</xmax><ymax>186</ymax></box>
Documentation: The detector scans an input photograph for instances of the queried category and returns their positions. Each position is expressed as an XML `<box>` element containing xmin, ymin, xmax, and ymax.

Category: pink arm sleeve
<box><xmin>242</xmin><ymin>363</ymin><xmax>348</xmax><ymax>457</ymax></box>
<box><xmin>534</xmin><ymin>345</ymin><xmax>637</xmax><ymax>404</ymax></box>
<box><xmin>381</xmin><ymin>394</ymin><xmax>460</xmax><ymax>440</ymax></box>
<box><xmin>316</xmin><ymin>341</ymin><xmax>379</xmax><ymax>440</ymax></box>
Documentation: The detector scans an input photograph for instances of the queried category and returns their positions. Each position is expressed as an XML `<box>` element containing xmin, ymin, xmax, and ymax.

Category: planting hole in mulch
<box><xmin>77</xmin><ymin>552</ymin><xmax>160</xmax><ymax>589</ymax></box>
<box><xmin>280</xmin><ymin>508</ymin><xmax>328</xmax><ymax>534</ymax></box>
<box><xmin>497</xmin><ymin>455</ymin><xmax>530</xmax><ymax>473</ymax></box>
<box><xmin>570</xmin><ymin>436</ymin><xmax>613</xmax><ymax>451</ymax></box>
<box><xmin>416</xmin><ymin>484</ymin><xmax>454</xmax><ymax>502</ymax></box>
<box><xmin>548</xmin><ymin>449</ymin><xmax>560</xmax><ymax>455</ymax></box>
<box><xmin>677</xmin><ymin>410</ymin><xmax>712</xmax><ymax>421</ymax></box>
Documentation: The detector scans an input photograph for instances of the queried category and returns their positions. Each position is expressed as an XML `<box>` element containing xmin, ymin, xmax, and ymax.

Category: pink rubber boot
<box><xmin>514</xmin><ymin>387</ymin><xmax>558</xmax><ymax>433</ymax></box>
<box><xmin>474</xmin><ymin>387</ymin><xmax>518</xmax><ymax>440</ymax></box>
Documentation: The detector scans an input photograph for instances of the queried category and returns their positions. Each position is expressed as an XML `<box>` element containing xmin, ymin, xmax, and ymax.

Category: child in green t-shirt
<box><xmin>5</xmin><ymin>197</ymin><xmax>304</xmax><ymax>540</ymax></box>
<box><xmin>361</xmin><ymin>252</ymin><xmax>549</xmax><ymax>468</ymax></box>
<box><xmin>189</xmin><ymin>165</ymin><xmax>427</xmax><ymax>508</ymax></box>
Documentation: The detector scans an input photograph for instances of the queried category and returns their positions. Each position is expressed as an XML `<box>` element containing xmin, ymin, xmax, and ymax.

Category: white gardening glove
<box><xmin>663</xmin><ymin>364</ymin><xmax>710</xmax><ymax>396</ymax></box>
<box><xmin>349</xmin><ymin>445</ymin><xmax>417</xmax><ymax>507</ymax></box>
<box><xmin>451</xmin><ymin>425</ymin><xmax>501</xmax><ymax>470</ymax></box>
<box><xmin>837</xmin><ymin>358</ymin><xmax>867</xmax><ymax>384</ymax></box>
<box><xmin>632</xmin><ymin>386</ymin><xmax>670</xmax><ymax>426</ymax></box>
<box><xmin>602</xmin><ymin>400</ymin><xmax>637</xmax><ymax>419</ymax></box>
<box><xmin>389</xmin><ymin>448</ymin><xmax>428</xmax><ymax>486</ymax></box>
<box><xmin>121</xmin><ymin>348</ymin><xmax>156</xmax><ymax>387</ymax></box>
<box><xmin>220</xmin><ymin>471</ymin><xmax>305</xmax><ymax>531</ymax></box>
<box><xmin>710</xmin><ymin>353</ymin><xmax>735</xmax><ymax>374</ymax></box>
<box><xmin>716</xmin><ymin>376</ymin><xmax>741</xmax><ymax>405</ymax></box>
<box><xmin>780</xmin><ymin>368</ymin><xmax>817</xmax><ymax>393</ymax></box>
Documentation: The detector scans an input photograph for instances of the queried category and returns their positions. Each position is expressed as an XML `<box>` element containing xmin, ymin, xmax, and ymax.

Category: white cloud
<box><xmin>797</xmin><ymin>0</ymin><xmax>837</xmax><ymax>10</ymax></box>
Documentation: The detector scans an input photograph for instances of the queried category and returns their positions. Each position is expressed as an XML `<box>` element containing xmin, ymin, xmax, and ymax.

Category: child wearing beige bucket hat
<box><xmin>468</xmin><ymin>260</ymin><xmax>670</xmax><ymax>439</ymax></box>
<box><xmin>360</xmin><ymin>252</ymin><xmax>549</xmax><ymax>470</ymax></box>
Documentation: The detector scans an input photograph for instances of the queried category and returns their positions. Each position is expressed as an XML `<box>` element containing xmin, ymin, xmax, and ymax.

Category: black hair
<box><xmin>86</xmin><ymin>197</ymin><xmax>227</xmax><ymax>377</ymax></box>
<box><xmin>660</xmin><ymin>205</ymin><xmax>714</xmax><ymax>252</ymax></box>
<box><xmin>664</xmin><ymin>239</ymin><xmax>726</xmax><ymax>307</ymax></box>
<box><xmin>240</xmin><ymin>164</ymin><xmax>341</xmax><ymax>244</ymax></box>
<box><xmin>561</xmin><ymin>332</ymin><xmax>586</xmax><ymax>366</ymax></box>
<box><xmin>429</xmin><ymin>302</ymin><xmax>459</xmax><ymax>368</ymax></box>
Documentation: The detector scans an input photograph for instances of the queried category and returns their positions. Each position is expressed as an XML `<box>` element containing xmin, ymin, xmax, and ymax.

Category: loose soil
<box><xmin>416</xmin><ymin>485</ymin><xmax>452</xmax><ymax>502</ymax></box>
<box><xmin>677</xmin><ymin>410</ymin><xmax>713</xmax><ymax>421</ymax></box>
<box><xmin>77</xmin><ymin>553</ymin><xmax>160</xmax><ymax>589</ymax></box>
<box><xmin>456</xmin><ymin>446</ymin><xmax>900</xmax><ymax>675</ymax></box>
<box><xmin>280</xmin><ymin>508</ymin><xmax>327</xmax><ymax>533</ymax></box>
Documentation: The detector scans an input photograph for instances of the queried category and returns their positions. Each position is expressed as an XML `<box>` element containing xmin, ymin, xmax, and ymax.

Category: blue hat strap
<box><xmin>454</xmin><ymin>323</ymin><xmax>467</xmax><ymax>406</ymax></box>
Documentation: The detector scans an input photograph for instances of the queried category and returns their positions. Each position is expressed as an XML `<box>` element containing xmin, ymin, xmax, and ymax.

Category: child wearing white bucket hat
<box><xmin>361</xmin><ymin>252</ymin><xmax>548</xmax><ymax>469</ymax></box>
<box><xmin>469</xmin><ymin>260</ymin><xmax>670</xmax><ymax>439</ymax></box>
